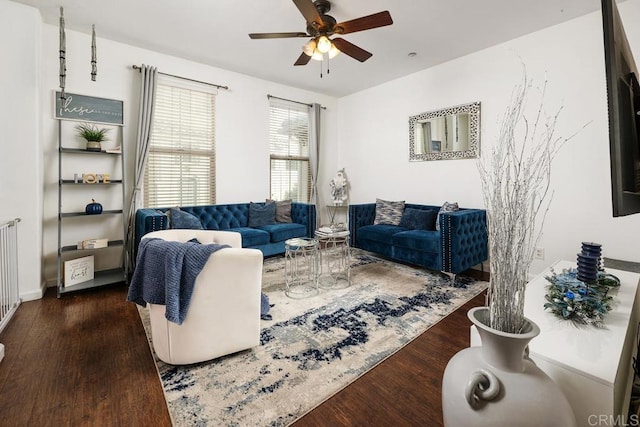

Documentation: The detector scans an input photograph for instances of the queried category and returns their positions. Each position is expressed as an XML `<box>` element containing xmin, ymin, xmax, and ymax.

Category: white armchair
<box><xmin>142</xmin><ymin>229</ymin><xmax>263</xmax><ymax>365</ymax></box>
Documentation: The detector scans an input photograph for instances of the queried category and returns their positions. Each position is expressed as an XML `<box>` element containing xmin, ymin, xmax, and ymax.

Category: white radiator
<box><xmin>0</xmin><ymin>218</ymin><xmax>21</xmax><ymax>335</ymax></box>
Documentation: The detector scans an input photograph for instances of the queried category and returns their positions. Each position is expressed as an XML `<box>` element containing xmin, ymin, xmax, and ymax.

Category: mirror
<box><xmin>409</xmin><ymin>101</ymin><xmax>480</xmax><ymax>161</ymax></box>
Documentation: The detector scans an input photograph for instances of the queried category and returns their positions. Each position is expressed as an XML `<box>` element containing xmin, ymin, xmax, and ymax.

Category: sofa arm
<box><xmin>439</xmin><ymin>209</ymin><xmax>488</xmax><ymax>274</ymax></box>
<box><xmin>348</xmin><ymin>203</ymin><xmax>376</xmax><ymax>246</ymax></box>
<box><xmin>135</xmin><ymin>209</ymin><xmax>169</xmax><ymax>256</ymax></box>
<box><xmin>291</xmin><ymin>202</ymin><xmax>317</xmax><ymax>237</ymax></box>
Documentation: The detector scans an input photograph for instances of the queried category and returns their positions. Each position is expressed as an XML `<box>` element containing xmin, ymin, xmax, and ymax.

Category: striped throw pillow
<box><xmin>374</xmin><ymin>198</ymin><xmax>405</xmax><ymax>226</ymax></box>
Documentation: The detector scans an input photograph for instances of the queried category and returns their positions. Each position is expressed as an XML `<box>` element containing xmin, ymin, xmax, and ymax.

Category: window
<box><xmin>269</xmin><ymin>99</ymin><xmax>310</xmax><ymax>202</ymax></box>
<box><xmin>144</xmin><ymin>76</ymin><xmax>216</xmax><ymax>207</ymax></box>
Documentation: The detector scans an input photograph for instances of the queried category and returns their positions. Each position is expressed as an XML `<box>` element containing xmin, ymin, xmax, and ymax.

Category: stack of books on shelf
<box><xmin>316</xmin><ymin>225</ymin><xmax>349</xmax><ymax>238</ymax></box>
<box><xmin>105</xmin><ymin>146</ymin><xmax>122</xmax><ymax>154</ymax></box>
<box><xmin>77</xmin><ymin>237</ymin><xmax>108</xmax><ymax>249</ymax></box>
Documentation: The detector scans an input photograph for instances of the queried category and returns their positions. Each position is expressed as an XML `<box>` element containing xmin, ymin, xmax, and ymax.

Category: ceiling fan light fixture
<box><xmin>328</xmin><ymin>43</ymin><xmax>340</xmax><ymax>58</ymax></box>
<box><xmin>250</xmin><ymin>0</ymin><xmax>392</xmax><ymax>70</ymax></box>
<box><xmin>303</xmin><ymin>39</ymin><xmax>317</xmax><ymax>56</ymax></box>
<box><xmin>309</xmin><ymin>41</ymin><xmax>340</xmax><ymax>61</ymax></box>
<box><xmin>316</xmin><ymin>35</ymin><xmax>332</xmax><ymax>53</ymax></box>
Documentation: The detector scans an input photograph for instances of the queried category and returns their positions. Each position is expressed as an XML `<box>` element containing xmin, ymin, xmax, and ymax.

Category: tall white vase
<box><xmin>442</xmin><ymin>307</ymin><xmax>576</xmax><ymax>427</ymax></box>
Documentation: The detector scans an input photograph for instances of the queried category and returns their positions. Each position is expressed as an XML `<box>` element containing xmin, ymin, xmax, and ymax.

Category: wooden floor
<box><xmin>0</xmin><ymin>271</ymin><xmax>487</xmax><ymax>426</ymax></box>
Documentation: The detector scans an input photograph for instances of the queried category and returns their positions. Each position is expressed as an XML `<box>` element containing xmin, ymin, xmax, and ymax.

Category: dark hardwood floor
<box><xmin>0</xmin><ymin>285</ymin><xmax>171</xmax><ymax>427</ymax></box>
<box><xmin>0</xmin><ymin>271</ymin><xmax>487</xmax><ymax>426</ymax></box>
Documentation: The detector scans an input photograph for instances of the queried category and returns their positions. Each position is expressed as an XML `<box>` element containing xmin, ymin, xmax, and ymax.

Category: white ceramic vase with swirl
<box><xmin>441</xmin><ymin>307</ymin><xmax>576</xmax><ymax>427</ymax></box>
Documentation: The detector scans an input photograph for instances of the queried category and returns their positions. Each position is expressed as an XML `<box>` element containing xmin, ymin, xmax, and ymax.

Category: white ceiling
<box><xmin>14</xmin><ymin>0</ymin><xmax>605</xmax><ymax>97</ymax></box>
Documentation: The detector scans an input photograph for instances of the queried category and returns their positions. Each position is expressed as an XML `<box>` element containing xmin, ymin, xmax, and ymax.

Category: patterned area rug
<box><xmin>137</xmin><ymin>249</ymin><xmax>487</xmax><ymax>426</ymax></box>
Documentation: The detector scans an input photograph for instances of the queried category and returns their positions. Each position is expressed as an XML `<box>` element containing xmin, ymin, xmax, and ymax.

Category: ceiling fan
<box><xmin>248</xmin><ymin>0</ymin><xmax>393</xmax><ymax>66</ymax></box>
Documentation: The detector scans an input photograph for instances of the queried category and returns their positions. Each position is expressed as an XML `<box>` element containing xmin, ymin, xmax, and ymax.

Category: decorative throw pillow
<box><xmin>399</xmin><ymin>208</ymin><xmax>437</xmax><ymax>231</ymax></box>
<box><xmin>266</xmin><ymin>199</ymin><xmax>292</xmax><ymax>223</ymax></box>
<box><xmin>248</xmin><ymin>201</ymin><xmax>276</xmax><ymax>227</ymax></box>
<box><xmin>374</xmin><ymin>198</ymin><xmax>405</xmax><ymax>225</ymax></box>
<box><xmin>436</xmin><ymin>202</ymin><xmax>459</xmax><ymax>231</ymax></box>
<box><xmin>169</xmin><ymin>208</ymin><xmax>203</xmax><ymax>230</ymax></box>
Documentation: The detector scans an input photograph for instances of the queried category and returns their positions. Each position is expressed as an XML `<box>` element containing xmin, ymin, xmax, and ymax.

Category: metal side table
<box><xmin>284</xmin><ymin>237</ymin><xmax>319</xmax><ymax>298</ymax></box>
<box><xmin>315</xmin><ymin>230</ymin><xmax>350</xmax><ymax>289</ymax></box>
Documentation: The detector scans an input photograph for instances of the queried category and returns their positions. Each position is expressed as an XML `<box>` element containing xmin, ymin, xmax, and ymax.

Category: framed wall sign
<box><xmin>54</xmin><ymin>91</ymin><xmax>124</xmax><ymax>126</ymax></box>
<box><xmin>64</xmin><ymin>255</ymin><xmax>95</xmax><ymax>287</ymax></box>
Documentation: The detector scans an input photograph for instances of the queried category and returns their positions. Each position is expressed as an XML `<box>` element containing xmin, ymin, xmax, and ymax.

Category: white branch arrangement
<box><xmin>478</xmin><ymin>73</ymin><xmax>586</xmax><ymax>333</ymax></box>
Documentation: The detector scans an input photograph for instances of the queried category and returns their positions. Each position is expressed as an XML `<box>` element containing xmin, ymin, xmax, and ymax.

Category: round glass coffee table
<box><xmin>284</xmin><ymin>237</ymin><xmax>319</xmax><ymax>298</ymax></box>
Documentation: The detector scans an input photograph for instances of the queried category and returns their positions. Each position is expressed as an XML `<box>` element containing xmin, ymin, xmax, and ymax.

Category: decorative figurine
<box><xmin>329</xmin><ymin>168</ymin><xmax>348</xmax><ymax>205</ymax></box>
<box><xmin>85</xmin><ymin>199</ymin><xmax>103</xmax><ymax>215</ymax></box>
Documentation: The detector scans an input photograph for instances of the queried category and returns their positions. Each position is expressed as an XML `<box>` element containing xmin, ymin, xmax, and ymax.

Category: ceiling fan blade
<box><xmin>332</xmin><ymin>38</ymin><xmax>373</xmax><ymax>62</ymax></box>
<box><xmin>294</xmin><ymin>52</ymin><xmax>312</xmax><ymax>66</ymax></box>
<box><xmin>292</xmin><ymin>0</ymin><xmax>323</xmax><ymax>27</ymax></box>
<box><xmin>249</xmin><ymin>32</ymin><xmax>308</xmax><ymax>39</ymax></box>
<box><xmin>335</xmin><ymin>11</ymin><xmax>393</xmax><ymax>35</ymax></box>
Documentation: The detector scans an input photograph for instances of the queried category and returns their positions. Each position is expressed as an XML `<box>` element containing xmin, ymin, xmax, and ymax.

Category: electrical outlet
<box><xmin>534</xmin><ymin>247</ymin><xmax>545</xmax><ymax>260</ymax></box>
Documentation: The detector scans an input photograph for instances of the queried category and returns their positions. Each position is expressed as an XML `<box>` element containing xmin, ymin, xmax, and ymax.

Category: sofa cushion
<box><xmin>229</xmin><ymin>227</ymin><xmax>270</xmax><ymax>247</ymax></box>
<box><xmin>249</xmin><ymin>202</ymin><xmax>276</xmax><ymax>227</ymax></box>
<box><xmin>257</xmin><ymin>222</ymin><xmax>306</xmax><ymax>243</ymax></box>
<box><xmin>399</xmin><ymin>208</ymin><xmax>437</xmax><ymax>231</ymax></box>
<box><xmin>374</xmin><ymin>198</ymin><xmax>405</xmax><ymax>226</ymax></box>
<box><xmin>169</xmin><ymin>208</ymin><xmax>203</xmax><ymax>230</ymax></box>
<box><xmin>393</xmin><ymin>246</ymin><xmax>441</xmax><ymax>271</ymax></box>
<box><xmin>358</xmin><ymin>224</ymin><xmax>406</xmax><ymax>245</ymax></box>
<box><xmin>358</xmin><ymin>239</ymin><xmax>394</xmax><ymax>259</ymax></box>
<box><xmin>392</xmin><ymin>230</ymin><xmax>440</xmax><ymax>254</ymax></box>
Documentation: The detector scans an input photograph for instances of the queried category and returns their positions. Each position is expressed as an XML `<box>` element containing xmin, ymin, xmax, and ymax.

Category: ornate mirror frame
<box><xmin>409</xmin><ymin>101</ymin><xmax>481</xmax><ymax>161</ymax></box>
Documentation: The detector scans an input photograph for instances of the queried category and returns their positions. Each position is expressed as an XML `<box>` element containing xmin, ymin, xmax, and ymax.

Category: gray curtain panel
<box><xmin>126</xmin><ymin>64</ymin><xmax>158</xmax><ymax>270</ymax></box>
<box><xmin>308</xmin><ymin>103</ymin><xmax>321</xmax><ymax>215</ymax></box>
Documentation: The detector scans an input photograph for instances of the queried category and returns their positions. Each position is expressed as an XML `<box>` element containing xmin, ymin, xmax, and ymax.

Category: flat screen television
<box><xmin>601</xmin><ymin>0</ymin><xmax>640</xmax><ymax>216</ymax></box>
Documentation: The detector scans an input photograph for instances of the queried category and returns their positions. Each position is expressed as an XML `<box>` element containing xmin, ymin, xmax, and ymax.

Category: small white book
<box><xmin>77</xmin><ymin>238</ymin><xmax>109</xmax><ymax>250</ymax></box>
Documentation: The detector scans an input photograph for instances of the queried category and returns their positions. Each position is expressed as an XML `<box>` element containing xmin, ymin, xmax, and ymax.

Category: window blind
<box><xmin>269</xmin><ymin>99</ymin><xmax>310</xmax><ymax>202</ymax></box>
<box><xmin>144</xmin><ymin>79</ymin><xmax>216</xmax><ymax>207</ymax></box>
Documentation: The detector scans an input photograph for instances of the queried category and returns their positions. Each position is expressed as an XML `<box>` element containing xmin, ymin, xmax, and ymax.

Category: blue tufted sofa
<box><xmin>348</xmin><ymin>203</ymin><xmax>488</xmax><ymax>275</ymax></box>
<box><xmin>135</xmin><ymin>202</ymin><xmax>316</xmax><ymax>257</ymax></box>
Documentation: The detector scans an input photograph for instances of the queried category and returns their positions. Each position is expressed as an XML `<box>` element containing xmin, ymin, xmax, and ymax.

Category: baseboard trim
<box><xmin>20</xmin><ymin>280</ymin><xmax>47</xmax><ymax>301</ymax></box>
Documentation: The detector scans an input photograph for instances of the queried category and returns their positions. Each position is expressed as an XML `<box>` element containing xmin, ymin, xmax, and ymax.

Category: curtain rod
<box><xmin>131</xmin><ymin>65</ymin><xmax>229</xmax><ymax>91</ymax></box>
<box><xmin>267</xmin><ymin>94</ymin><xmax>326</xmax><ymax>110</ymax></box>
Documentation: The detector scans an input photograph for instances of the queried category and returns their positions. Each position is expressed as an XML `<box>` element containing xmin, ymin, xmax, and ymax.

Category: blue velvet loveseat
<box><xmin>135</xmin><ymin>202</ymin><xmax>316</xmax><ymax>257</ymax></box>
<box><xmin>348</xmin><ymin>203</ymin><xmax>487</xmax><ymax>275</ymax></box>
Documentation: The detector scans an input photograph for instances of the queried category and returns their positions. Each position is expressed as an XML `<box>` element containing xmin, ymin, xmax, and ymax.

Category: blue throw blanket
<box><xmin>127</xmin><ymin>238</ymin><xmax>228</xmax><ymax>324</ymax></box>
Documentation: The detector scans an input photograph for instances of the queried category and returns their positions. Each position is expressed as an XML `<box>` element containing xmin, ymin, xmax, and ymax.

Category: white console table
<box><xmin>471</xmin><ymin>260</ymin><xmax>640</xmax><ymax>426</ymax></box>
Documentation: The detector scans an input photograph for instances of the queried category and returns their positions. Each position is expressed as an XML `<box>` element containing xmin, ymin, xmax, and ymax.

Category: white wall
<box><xmin>37</xmin><ymin>25</ymin><xmax>338</xmax><ymax>286</ymax></box>
<box><xmin>336</xmin><ymin>4</ymin><xmax>640</xmax><ymax>275</ymax></box>
<box><xmin>0</xmin><ymin>1</ymin><xmax>43</xmax><ymax>300</ymax></box>
<box><xmin>7</xmin><ymin>0</ymin><xmax>640</xmax><ymax>295</ymax></box>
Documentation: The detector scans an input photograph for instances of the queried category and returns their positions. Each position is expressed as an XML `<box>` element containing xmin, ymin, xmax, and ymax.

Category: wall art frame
<box><xmin>54</xmin><ymin>91</ymin><xmax>124</xmax><ymax>126</ymax></box>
